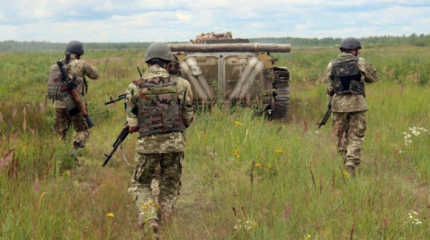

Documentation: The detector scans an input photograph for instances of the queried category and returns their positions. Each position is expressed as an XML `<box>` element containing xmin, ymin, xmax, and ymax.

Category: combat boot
<box><xmin>346</xmin><ymin>165</ymin><xmax>356</xmax><ymax>178</ymax></box>
<box><xmin>141</xmin><ymin>219</ymin><xmax>161</xmax><ymax>240</ymax></box>
<box><xmin>71</xmin><ymin>142</ymin><xmax>81</xmax><ymax>156</ymax></box>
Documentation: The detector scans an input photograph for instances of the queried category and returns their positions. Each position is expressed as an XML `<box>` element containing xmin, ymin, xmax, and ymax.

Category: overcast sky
<box><xmin>1</xmin><ymin>0</ymin><xmax>429</xmax><ymax>43</ymax></box>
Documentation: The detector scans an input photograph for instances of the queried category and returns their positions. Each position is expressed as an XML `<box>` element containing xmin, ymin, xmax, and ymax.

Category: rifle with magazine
<box><xmin>56</xmin><ymin>61</ymin><xmax>94</xmax><ymax>128</ymax></box>
<box><xmin>102</xmin><ymin>67</ymin><xmax>143</xmax><ymax>167</ymax></box>
<box><xmin>102</xmin><ymin>93</ymin><xmax>132</xmax><ymax>167</ymax></box>
<box><xmin>318</xmin><ymin>101</ymin><xmax>332</xmax><ymax>128</ymax></box>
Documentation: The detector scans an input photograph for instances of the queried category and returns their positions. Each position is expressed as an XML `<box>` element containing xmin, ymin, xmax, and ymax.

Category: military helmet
<box><xmin>340</xmin><ymin>37</ymin><xmax>362</xmax><ymax>50</ymax></box>
<box><xmin>145</xmin><ymin>42</ymin><xmax>173</xmax><ymax>62</ymax></box>
<box><xmin>65</xmin><ymin>40</ymin><xmax>84</xmax><ymax>55</ymax></box>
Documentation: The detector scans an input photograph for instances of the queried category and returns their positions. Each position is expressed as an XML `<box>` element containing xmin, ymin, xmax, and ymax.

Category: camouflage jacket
<box><xmin>324</xmin><ymin>52</ymin><xmax>379</xmax><ymax>112</ymax></box>
<box><xmin>126</xmin><ymin>65</ymin><xmax>194</xmax><ymax>154</ymax></box>
<box><xmin>53</xmin><ymin>54</ymin><xmax>99</xmax><ymax>108</ymax></box>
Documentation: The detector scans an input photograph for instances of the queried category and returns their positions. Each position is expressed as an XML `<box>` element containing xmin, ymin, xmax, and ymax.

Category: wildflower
<box><xmin>403</xmin><ymin>127</ymin><xmax>428</xmax><ymax>146</ymax></box>
<box><xmin>234</xmin><ymin>219</ymin><xmax>257</xmax><ymax>231</ymax></box>
<box><xmin>232</xmin><ymin>150</ymin><xmax>240</xmax><ymax>158</ymax></box>
<box><xmin>244</xmin><ymin>220</ymin><xmax>257</xmax><ymax>230</ymax></box>
<box><xmin>266</xmin><ymin>163</ymin><xmax>272</xmax><ymax>169</ymax></box>
<box><xmin>342</xmin><ymin>170</ymin><xmax>351</xmax><ymax>179</ymax></box>
<box><xmin>66</xmin><ymin>170</ymin><xmax>70</xmax><ymax>176</ymax></box>
<box><xmin>234</xmin><ymin>219</ymin><xmax>242</xmax><ymax>230</ymax></box>
<box><xmin>141</xmin><ymin>200</ymin><xmax>160</xmax><ymax>211</ymax></box>
<box><xmin>275</xmin><ymin>148</ymin><xmax>282</xmax><ymax>154</ymax></box>
<box><xmin>404</xmin><ymin>210</ymin><xmax>422</xmax><ymax>225</ymax></box>
<box><xmin>254</xmin><ymin>163</ymin><xmax>261</xmax><ymax>168</ymax></box>
<box><xmin>234</xmin><ymin>121</ymin><xmax>243</xmax><ymax>126</ymax></box>
<box><xmin>106</xmin><ymin>213</ymin><xmax>114</xmax><ymax>218</ymax></box>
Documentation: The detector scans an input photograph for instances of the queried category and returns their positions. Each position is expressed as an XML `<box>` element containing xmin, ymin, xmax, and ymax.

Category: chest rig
<box><xmin>134</xmin><ymin>75</ymin><xmax>185</xmax><ymax>138</ymax></box>
<box><xmin>331</xmin><ymin>56</ymin><xmax>363</xmax><ymax>96</ymax></box>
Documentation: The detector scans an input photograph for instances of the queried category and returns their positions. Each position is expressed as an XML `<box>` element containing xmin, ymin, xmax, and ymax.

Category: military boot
<box><xmin>141</xmin><ymin>219</ymin><xmax>161</xmax><ymax>240</ymax></box>
<box><xmin>346</xmin><ymin>165</ymin><xmax>356</xmax><ymax>178</ymax></box>
<box><xmin>71</xmin><ymin>142</ymin><xmax>81</xmax><ymax>156</ymax></box>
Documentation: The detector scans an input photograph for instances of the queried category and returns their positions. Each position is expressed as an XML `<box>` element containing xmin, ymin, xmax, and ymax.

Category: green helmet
<box><xmin>145</xmin><ymin>42</ymin><xmax>173</xmax><ymax>62</ymax></box>
<box><xmin>340</xmin><ymin>37</ymin><xmax>362</xmax><ymax>51</ymax></box>
<box><xmin>65</xmin><ymin>40</ymin><xmax>84</xmax><ymax>55</ymax></box>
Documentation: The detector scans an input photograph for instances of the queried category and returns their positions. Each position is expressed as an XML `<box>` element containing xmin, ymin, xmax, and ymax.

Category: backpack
<box><xmin>47</xmin><ymin>61</ymin><xmax>67</xmax><ymax>100</ymax></box>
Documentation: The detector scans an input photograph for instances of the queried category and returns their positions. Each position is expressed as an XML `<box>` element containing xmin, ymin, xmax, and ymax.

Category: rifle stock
<box><xmin>56</xmin><ymin>61</ymin><xmax>94</xmax><ymax>128</ymax></box>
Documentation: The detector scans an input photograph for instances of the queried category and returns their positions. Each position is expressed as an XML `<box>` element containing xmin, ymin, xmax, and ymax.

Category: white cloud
<box><xmin>95</xmin><ymin>0</ymin><xmax>114</xmax><ymax>11</ymax></box>
<box><xmin>176</xmin><ymin>12</ymin><xmax>191</xmax><ymax>22</ymax></box>
<box><xmin>0</xmin><ymin>0</ymin><xmax>429</xmax><ymax>42</ymax></box>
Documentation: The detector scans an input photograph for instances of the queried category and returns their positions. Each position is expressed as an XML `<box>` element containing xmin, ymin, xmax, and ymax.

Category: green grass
<box><xmin>1</xmin><ymin>45</ymin><xmax>430</xmax><ymax>239</ymax></box>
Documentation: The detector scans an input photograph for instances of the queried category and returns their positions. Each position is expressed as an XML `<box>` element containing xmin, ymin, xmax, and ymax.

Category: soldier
<box><xmin>323</xmin><ymin>37</ymin><xmax>379</xmax><ymax>176</ymax></box>
<box><xmin>126</xmin><ymin>42</ymin><xmax>194</xmax><ymax>238</ymax></box>
<box><xmin>48</xmin><ymin>40</ymin><xmax>99</xmax><ymax>155</ymax></box>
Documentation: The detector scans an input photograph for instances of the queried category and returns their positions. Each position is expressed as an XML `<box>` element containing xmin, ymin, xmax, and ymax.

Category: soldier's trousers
<box><xmin>332</xmin><ymin>111</ymin><xmax>366</xmax><ymax>167</ymax></box>
<box><xmin>128</xmin><ymin>152</ymin><xmax>183</xmax><ymax>225</ymax></box>
<box><xmin>54</xmin><ymin>108</ymin><xmax>90</xmax><ymax>147</ymax></box>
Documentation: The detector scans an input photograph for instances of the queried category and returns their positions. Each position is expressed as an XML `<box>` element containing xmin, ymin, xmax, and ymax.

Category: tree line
<box><xmin>0</xmin><ymin>33</ymin><xmax>429</xmax><ymax>52</ymax></box>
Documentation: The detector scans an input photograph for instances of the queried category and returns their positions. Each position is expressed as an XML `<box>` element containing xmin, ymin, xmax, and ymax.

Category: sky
<box><xmin>1</xmin><ymin>0</ymin><xmax>430</xmax><ymax>43</ymax></box>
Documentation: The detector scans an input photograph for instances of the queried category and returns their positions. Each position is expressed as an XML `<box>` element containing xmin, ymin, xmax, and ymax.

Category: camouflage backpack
<box><xmin>47</xmin><ymin>61</ymin><xmax>67</xmax><ymax>100</ymax></box>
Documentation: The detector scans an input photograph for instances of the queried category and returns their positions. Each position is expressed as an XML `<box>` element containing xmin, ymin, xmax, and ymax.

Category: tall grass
<box><xmin>1</xmin><ymin>45</ymin><xmax>430</xmax><ymax>239</ymax></box>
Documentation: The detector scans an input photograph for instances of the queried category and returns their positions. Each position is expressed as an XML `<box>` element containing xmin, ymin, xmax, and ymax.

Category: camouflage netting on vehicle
<box><xmin>190</xmin><ymin>32</ymin><xmax>233</xmax><ymax>43</ymax></box>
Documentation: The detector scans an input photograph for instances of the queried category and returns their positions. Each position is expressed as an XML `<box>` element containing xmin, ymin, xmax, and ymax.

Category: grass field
<box><xmin>1</xmin><ymin>45</ymin><xmax>430</xmax><ymax>239</ymax></box>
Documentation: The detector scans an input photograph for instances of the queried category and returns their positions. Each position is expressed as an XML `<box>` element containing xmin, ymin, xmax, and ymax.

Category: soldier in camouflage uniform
<box><xmin>48</xmin><ymin>40</ymin><xmax>99</xmax><ymax>155</ymax></box>
<box><xmin>324</xmin><ymin>37</ymin><xmax>379</xmax><ymax>176</ymax></box>
<box><xmin>126</xmin><ymin>42</ymin><xmax>194</xmax><ymax>237</ymax></box>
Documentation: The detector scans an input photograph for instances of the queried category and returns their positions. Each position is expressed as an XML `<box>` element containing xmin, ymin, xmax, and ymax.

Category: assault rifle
<box><xmin>318</xmin><ymin>101</ymin><xmax>332</xmax><ymax>128</ymax></box>
<box><xmin>102</xmin><ymin>93</ymin><xmax>132</xmax><ymax>167</ymax></box>
<box><xmin>57</xmin><ymin>61</ymin><xmax>94</xmax><ymax>128</ymax></box>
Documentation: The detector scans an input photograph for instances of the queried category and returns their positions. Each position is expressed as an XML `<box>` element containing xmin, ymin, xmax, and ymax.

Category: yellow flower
<box><xmin>141</xmin><ymin>200</ymin><xmax>160</xmax><ymax>210</ymax></box>
<box><xmin>343</xmin><ymin>171</ymin><xmax>350</xmax><ymax>179</ymax></box>
<box><xmin>232</xmin><ymin>150</ymin><xmax>240</xmax><ymax>158</ymax></box>
<box><xmin>275</xmin><ymin>148</ymin><xmax>282</xmax><ymax>154</ymax></box>
<box><xmin>106</xmin><ymin>213</ymin><xmax>114</xmax><ymax>218</ymax></box>
<box><xmin>66</xmin><ymin>170</ymin><xmax>70</xmax><ymax>176</ymax></box>
<box><xmin>254</xmin><ymin>163</ymin><xmax>261</xmax><ymax>168</ymax></box>
<box><xmin>266</xmin><ymin>163</ymin><xmax>272</xmax><ymax>169</ymax></box>
<box><xmin>234</xmin><ymin>121</ymin><xmax>243</xmax><ymax>126</ymax></box>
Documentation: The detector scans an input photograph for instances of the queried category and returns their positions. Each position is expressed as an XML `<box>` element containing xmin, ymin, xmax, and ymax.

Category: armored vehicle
<box><xmin>169</xmin><ymin>32</ymin><xmax>291</xmax><ymax>120</ymax></box>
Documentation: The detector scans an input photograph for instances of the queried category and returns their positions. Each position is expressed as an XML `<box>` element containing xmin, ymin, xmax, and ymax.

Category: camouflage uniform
<box><xmin>126</xmin><ymin>65</ymin><xmax>193</xmax><ymax>226</ymax></box>
<box><xmin>51</xmin><ymin>54</ymin><xmax>99</xmax><ymax>147</ymax></box>
<box><xmin>324</xmin><ymin>52</ymin><xmax>379</xmax><ymax>168</ymax></box>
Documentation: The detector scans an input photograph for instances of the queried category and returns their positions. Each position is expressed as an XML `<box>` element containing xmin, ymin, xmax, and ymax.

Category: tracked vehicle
<box><xmin>169</xmin><ymin>32</ymin><xmax>291</xmax><ymax>120</ymax></box>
